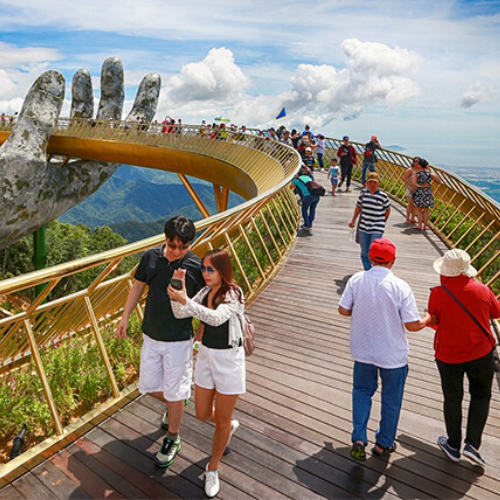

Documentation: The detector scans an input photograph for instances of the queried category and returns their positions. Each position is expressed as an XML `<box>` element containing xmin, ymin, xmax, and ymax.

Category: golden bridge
<box><xmin>0</xmin><ymin>120</ymin><xmax>499</xmax><ymax>499</ymax></box>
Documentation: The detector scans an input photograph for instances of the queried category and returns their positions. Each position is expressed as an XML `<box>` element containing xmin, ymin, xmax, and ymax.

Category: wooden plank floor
<box><xmin>4</xmin><ymin>172</ymin><xmax>500</xmax><ymax>499</ymax></box>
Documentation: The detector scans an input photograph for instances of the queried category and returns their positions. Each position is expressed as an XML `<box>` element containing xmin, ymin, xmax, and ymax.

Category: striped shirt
<box><xmin>356</xmin><ymin>188</ymin><xmax>390</xmax><ymax>233</ymax></box>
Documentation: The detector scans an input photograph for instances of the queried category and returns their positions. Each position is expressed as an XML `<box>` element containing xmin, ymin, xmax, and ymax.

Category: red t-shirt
<box><xmin>428</xmin><ymin>275</ymin><xmax>500</xmax><ymax>363</ymax></box>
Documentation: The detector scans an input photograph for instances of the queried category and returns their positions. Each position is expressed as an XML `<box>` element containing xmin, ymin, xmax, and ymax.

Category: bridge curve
<box><xmin>0</xmin><ymin>118</ymin><xmax>499</xmax><ymax>491</ymax></box>
<box><xmin>2</xmin><ymin>175</ymin><xmax>499</xmax><ymax>499</ymax></box>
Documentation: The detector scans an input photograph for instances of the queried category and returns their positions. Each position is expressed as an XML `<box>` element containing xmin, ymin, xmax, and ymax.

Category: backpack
<box><xmin>305</xmin><ymin>179</ymin><xmax>326</xmax><ymax>197</ymax></box>
<box><xmin>239</xmin><ymin>313</ymin><xmax>256</xmax><ymax>356</ymax></box>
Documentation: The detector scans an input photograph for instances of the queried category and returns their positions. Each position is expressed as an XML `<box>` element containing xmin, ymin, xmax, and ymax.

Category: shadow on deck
<box><xmin>2</xmin><ymin>171</ymin><xmax>500</xmax><ymax>499</ymax></box>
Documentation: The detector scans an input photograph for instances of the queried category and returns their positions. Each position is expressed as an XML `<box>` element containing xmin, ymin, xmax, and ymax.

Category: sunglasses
<box><xmin>200</xmin><ymin>265</ymin><xmax>216</xmax><ymax>274</ymax></box>
<box><xmin>167</xmin><ymin>241</ymin><xmax>190</xmax><ymax>251</ymax></box>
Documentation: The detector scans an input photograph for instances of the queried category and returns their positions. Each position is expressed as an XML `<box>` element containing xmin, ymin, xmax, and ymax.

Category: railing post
<box><xmin>23</xmin><ymin>319</ymin><xmax>64</xmax><ymax>436</ymax></box>
<box><xmin>83</xmin><ymin>296</ymin><xmax>120</xmax><ymax>398</ymax></box>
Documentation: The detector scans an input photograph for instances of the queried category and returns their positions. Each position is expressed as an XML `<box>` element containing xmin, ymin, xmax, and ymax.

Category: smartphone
<box><xmin>170</xmin><ymin>278</ymin><xmax>183</xmax><ymax>290</ymax></box>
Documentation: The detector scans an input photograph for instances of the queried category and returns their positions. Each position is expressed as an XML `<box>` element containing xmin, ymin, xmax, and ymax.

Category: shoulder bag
<box><xmin>441</xmin><ymin>284</ymin><xmax>499</xmax><ymax>371</ymax></box>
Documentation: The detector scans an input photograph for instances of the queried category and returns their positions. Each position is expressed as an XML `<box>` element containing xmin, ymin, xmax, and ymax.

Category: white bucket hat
<box><xmin>433</xmin><ymin>248</ymin><xmax>477</xmax><ymax>278</ymax></box>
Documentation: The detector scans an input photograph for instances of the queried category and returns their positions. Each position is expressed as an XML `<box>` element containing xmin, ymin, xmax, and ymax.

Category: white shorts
<box><xmin>138</xmin><ymin>334</ymin><xmax>193</xmax><ymax>402</ymax></box>
<box><xmin>194</xmin><ymin>344</ymin><xmax>246</xmax><ymax>395</ymax></box>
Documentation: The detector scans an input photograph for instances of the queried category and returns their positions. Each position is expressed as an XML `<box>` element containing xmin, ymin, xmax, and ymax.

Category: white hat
<box><xmin>433</xmin><ymin>249</ymin><xmax>477</xmax><ymax>278</ymax></box>
<box><xmin>305</xmin><ymin>147</ymin><xmax>312</xmax><ymax>152</ymax></box>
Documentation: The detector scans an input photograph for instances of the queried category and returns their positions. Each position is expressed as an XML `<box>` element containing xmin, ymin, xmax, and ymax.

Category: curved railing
<box><xmin>0</xmin><ymin>118</ymin><xmax>499</xmax><ymax>483</ymax></box>
<box><xmin>0</xmin><ymin>120</ymin><xmax>301</xmax><ymax>483</ymax></box>
<box><xmin>317</xmin><ymin>138</ymin><xmax>500</xmax><ymax>297</ymax></box>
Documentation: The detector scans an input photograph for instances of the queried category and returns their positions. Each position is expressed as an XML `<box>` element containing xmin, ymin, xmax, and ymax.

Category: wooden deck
<box><xmin>3</xmin><ymin>171</ymin><xmax>500</xmax><ymax>499</ymax></box>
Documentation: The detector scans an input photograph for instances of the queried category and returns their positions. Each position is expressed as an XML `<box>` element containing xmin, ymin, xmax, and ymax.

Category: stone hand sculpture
<box><xmin>0</xmin><ymin>57</ymin><xmax>161</xmax><ymax>249</ymax></box>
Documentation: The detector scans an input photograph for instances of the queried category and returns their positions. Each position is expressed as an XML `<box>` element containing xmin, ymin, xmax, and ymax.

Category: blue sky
<box><xmin>0</xmin><ymin>0</ymin><xmax>499</xmax><ymax>168</ymax></box>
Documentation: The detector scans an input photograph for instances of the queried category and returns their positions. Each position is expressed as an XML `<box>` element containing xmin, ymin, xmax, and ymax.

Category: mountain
<box><xmin>59</xmin><ymin>165</ymin><xmax>244</xmax><ymax>241</ymax></box>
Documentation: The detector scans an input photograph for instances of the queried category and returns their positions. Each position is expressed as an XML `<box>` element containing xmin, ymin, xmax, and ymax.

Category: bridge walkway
<box><xmin>2</xmin><ymin>172</ymin><xmax>500</xmax><ymax>499</ymax></box>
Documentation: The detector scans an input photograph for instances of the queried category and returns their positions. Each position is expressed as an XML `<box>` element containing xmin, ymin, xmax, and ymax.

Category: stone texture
<box><xmin>0</xmin><ymin>58</ymin><xmax>161</xmax><ymax>250</ymax></box>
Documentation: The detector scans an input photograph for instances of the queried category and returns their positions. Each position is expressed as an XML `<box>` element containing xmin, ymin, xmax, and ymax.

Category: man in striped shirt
<box><xmin>349</xmin><ymin>172</ymin><xmax>391</xmax><ymax>270</ymax></box>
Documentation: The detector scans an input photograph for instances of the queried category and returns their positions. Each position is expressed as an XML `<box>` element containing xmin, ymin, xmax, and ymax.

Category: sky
<box><xmin>0</xmin><ymin>0</ymin><xmax>499</xmax><ymax>168</ymax></box>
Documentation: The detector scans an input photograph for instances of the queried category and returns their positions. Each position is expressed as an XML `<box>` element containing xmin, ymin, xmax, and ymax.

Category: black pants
<box><xmin>436</xmin><ymin>351</ymin><xmax>494</xmax><ymax>449</ymax></box>
<box><xmin>339</xmin><ymin>164</ymin><xmax>353</xmax><ymax>188</ymax></box>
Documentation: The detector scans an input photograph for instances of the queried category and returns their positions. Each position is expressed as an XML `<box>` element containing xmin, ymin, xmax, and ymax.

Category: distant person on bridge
<box><xmin>362</xmin><ymin>135</ymin><xmax>381</xmax><ymax>185</ymax></box>
<box><xmin>413</xmin><ymin>158</ymin><xmax>441</xmax><ymax>231</ymax></box>
<box><xmin>349</xmin><ymin>172</ymin><xmax>391</xmax><ymax>270</ymax></box>
<box><xmin>116</xmin><ymin>216</ymin><xmax>204</xmax><ymax>469</ymax></box>
<box><xmin>327</xmin><ymin>158</ymin><xmax>341</xmax><ymax>196</ymax></box>
<box><xmin>168</xmin><ymin>248</ymin><xmax>246</xmax><ymax>498</ymax></box>
<box><xmin>292</xmin><ymin>170</ymin><xmax>321</xmax><ymax>231</ymax></box>
<box><xmin>403</xmin><ymin>157</ymin><xmax>420</xmax><ymax>224</ymax></box>
<box><xmin>427</xmin><ymin>249</ymin><xmax>500</xmax><ymax>467</ymax></box>
<box><xmin>337</xmin><ymin>136</ymin><xmax>357</xmax><ymax>192</ymax></box>
<box><xmin>339</xmin><ymin>238</ymin><xmax>431</xmax><ymax>461</ymax></box>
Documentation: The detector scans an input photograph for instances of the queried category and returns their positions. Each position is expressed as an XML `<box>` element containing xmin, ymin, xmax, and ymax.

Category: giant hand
<box><xmin>0</xmin><ymin>57</ymin><xmax>161</xmax><ymax>249</ymax></box>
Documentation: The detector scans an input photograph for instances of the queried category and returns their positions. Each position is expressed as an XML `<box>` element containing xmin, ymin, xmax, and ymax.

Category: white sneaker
<box><xmin>223</xmin><ymin>419</ymin><xmax>240</xmax><ymax>456</ymax></box>
<box><xmin>228</xmin><ymin>420</ymin><xmax>239</xmax><ymax>447</ymax></box>
<box><xmin>204</xmin><ymin>467</ymin><xmax>220</xmax><ymax>498</ymax></box>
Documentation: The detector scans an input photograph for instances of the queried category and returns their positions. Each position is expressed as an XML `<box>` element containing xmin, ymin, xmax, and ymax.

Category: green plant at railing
<box><xmin>0</xmin><ymin>313</ymin><xmax>143</xmax><ymax>464</ymax></box>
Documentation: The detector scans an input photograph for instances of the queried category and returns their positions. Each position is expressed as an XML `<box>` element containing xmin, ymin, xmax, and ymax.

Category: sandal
<box><xmin>351</xmin><ymin>441</ymin><xmax>367</xmax><ymax>461</ymax></box>
<box><xmin>372</xmin><ymin>442</ymin><xmax>397</xmax><ymax>456</ymax></box>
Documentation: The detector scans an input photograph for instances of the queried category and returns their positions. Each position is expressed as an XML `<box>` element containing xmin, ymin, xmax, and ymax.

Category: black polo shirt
<box><xmin>134</xmin><ymin>245</ymin><xmax>204</xmax><ymax>342</ymax></box>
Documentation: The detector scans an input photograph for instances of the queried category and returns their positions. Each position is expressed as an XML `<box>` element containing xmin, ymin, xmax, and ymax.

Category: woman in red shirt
<box><xmin>427</xmin><ymin>249</ymin><xmax>500</xmax><ymax>466</ymax></box>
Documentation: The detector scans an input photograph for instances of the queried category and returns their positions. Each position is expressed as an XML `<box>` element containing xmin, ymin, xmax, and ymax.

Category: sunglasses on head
<box><xmin>167</xmin><ymin>241</ymin><xmax>190</xmax><ymax>251</ymax></box>
<box><xmin>200</xmin><ymin>264</ymin><xmax>216</xmax><ymax>274</ymax></box>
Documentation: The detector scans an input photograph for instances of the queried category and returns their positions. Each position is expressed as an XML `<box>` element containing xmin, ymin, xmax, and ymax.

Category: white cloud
<box><xmin>154</xmin><ymin>40</ymin><xmax>422</xmax><ymax>128</ymax></box>
<box><xmin>0</xmin><ymin>42</ymin><xmax>62</xmax><ymax>107</ymax></box>
<box><xmin>460</xmin><ymin>81</ymin><xmax>496</xmax><ymax>108</ymax></box>
<box><xmin>165</xmin><ymin>48</ymin><xmax>249</xmax><ymax>103</ymax></box>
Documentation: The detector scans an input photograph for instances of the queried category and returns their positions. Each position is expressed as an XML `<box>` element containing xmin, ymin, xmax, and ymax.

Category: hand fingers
<box><xmin>96</xmin><ymin>57</ymin><xmax>124</xmax><ymax>120</ymax></box>
<box><xmin>70</xmin><ymin>69</ymin><xmax>94</xmax><ymax>119</ymax></box>
<box><xmin>125</xmin><ymin>73</ymin><xmax>161</xmax><ymax>122</ymax></box>
<box><xmin>173</xmin><ymin>269</ymin><xmax>187</xmax><ymax>279</ymax></box>
<box><xmin>3</xmin><ymin>70</ymin><xmax>64</xmax><ymax>161</ymax></box>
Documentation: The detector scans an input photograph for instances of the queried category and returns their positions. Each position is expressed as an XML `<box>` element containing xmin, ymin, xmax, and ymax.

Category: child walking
<box><xmin>328</xmin><ymin>158</ymin><xmax>341</xmax><ymax>196</ymax></box>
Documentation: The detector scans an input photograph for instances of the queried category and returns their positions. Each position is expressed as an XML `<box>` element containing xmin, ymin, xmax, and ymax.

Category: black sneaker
<box><xmin>463</xmin><ymin>442</ymin><xmax>486</xmax><ymax>466</ymax></box>
<box><xmin>437</xmin><ymin>435</ymin><xmax>460</xmax><ymax>462</ymax></box>
<box><xmin>155</xmin><ymin>435</ymin><xmax>181</xmax><ymax>467</ymax></box>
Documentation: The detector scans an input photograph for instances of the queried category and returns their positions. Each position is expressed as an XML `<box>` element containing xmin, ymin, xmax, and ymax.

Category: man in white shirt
<box><xmin>338</xmin><ymin>238</ymin><xmax>430</xmax><ymax>461</ymax></box>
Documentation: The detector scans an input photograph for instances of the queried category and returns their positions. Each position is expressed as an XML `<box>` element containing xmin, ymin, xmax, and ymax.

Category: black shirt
<box><xmin>134</xmin><ymin>245</ymin><xmax>204</xmax><ymax>342</ymax></box>
<box><xmin>201</xmin><ymin>294</ymin><xmax>232</xmax><ymax>349</ymax></box>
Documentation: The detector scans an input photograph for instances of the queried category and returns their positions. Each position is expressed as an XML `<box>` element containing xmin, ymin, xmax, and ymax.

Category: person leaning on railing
<box><xmin>427</xmin><ymin>249</ymin><xmax>500</xmax><ymax>467</ymax></box>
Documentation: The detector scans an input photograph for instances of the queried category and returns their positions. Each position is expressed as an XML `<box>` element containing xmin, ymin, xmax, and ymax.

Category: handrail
<box><xmin>0</xmin><ymin>117</ymin><xmax>499</xmax><ymax>483</ymax></box>
<box><xmin>0</xmin><ymin>120</ymin><xmax>301</xmax><ymax>482</ymax></box>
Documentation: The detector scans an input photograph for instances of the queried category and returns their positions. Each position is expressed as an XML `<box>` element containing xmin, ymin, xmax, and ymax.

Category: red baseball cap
<box><xmin>369</xmin><ymin>238</ymin><xmax>396</xmax><ymax>264</ymax></box>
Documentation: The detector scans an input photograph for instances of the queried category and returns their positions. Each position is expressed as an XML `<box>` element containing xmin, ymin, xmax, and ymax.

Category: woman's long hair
<box><xmin>203</xmin><ymin>249</ymin><xmax>243</xmax><ymax>307</ymax></box>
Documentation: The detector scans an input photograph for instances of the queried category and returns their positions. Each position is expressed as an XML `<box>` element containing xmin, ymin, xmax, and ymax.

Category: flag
<box><xmin>276</xmin><ymin>107</ymin><xmax>286</xmax><ymax>120</ymax></box>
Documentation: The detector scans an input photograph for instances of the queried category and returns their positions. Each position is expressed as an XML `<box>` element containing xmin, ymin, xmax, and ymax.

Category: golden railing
<box><xmin>319</xmin><ymin>138</ymin><xmax>500</xmax><ymax>297</ymax></box>
<box><xmin>0</xmin><ymin>119</ymin><xmax>301</xmax><ymax>484</ymax></box>
<box><xmin>0</xmin><ymin>118</ymin><xmax>499</xmax><ymax>483</ymax></box>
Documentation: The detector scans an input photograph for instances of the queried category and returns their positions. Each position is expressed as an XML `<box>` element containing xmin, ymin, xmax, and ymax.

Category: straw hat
<box><xmin>433</xmin><ymin>249</ymin><xmax>477</xmax><ymax>278</ymax></box>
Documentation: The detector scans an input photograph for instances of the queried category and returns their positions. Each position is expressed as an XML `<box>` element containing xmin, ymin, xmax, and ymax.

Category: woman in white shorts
<box><xmin>168</xmin><ymin>248</ymin><xmax>245</xmax><ymax>498</ymax></box>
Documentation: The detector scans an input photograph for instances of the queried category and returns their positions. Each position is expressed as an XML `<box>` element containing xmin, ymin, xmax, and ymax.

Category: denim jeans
<box><xmin>301</xmin><ymin>195</ymin><xmax>320</xmax><ymax>228</ymax></box>
<box><xmin>362</xmin><ymin>162</ymin><xmax>375</xmax><ymax>185</ymax></box>
<box><xmin>352</xmin><ymin>361</ymin><xmax>409</xmax><ymax>448</ymax></box>
<box><xmin>357</xmin><ymin>230</ymin><xmax>383</xmax><ymax>270</ymax></box>
<box><xmin>317</xmin><ymin>152</ymin><xmax>324</xmax><ymax>170</ymax></box>
<box><xmin>436</xmin><ymin>351</ymin><xmax>494</xmax><ymax>449</ymax></box>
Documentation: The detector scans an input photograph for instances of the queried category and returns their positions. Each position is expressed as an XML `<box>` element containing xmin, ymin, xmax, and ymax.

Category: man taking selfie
<box><xmin>116</xmin><ymin>216</ymin><xmax>204</xmax><ymax>467</ymax></box>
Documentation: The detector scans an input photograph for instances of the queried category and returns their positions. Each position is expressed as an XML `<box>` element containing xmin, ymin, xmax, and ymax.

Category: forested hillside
<box><xmin>59</xmin><ymin>165</ymin><xmax>243</xmax><ymax>242</ymax></box>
